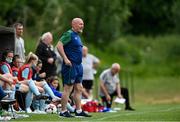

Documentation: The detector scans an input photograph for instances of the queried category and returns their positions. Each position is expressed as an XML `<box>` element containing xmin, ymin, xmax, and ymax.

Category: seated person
<box><xmin>11</xmin><ymin>55</ymin><xmax>23</xmax><ymax>77</ymax></box>
<box><xmin>31</xmin><ymin>59</ymin><xmax>46</xmax><ymax>112</ymax></box>
<box><xmin>47</xmin><ymin>76</ymin><xmax>75</xmax><ymax>113</ymax></box>
<box><xmin>18</xmin><ymin>52</ymin><xmax>60</xmax><ymax>113</ymax></box>
<box><xmin>0</xmin><ymin>51</ymin><xmax>51</xmax><ymax>112</ymax></box>
<box><xmin>0</xmin><ymin>50</ymin><xmax>14</xmax><ymax>75</ymax></box>
<box><xmin>32</xmin><ymin>60</ymin><xmax>46</xmax><ymax>82</ymax></box>
<box><xmin>0</xmin><ymin>50</ymin><xmax>23</xmax><ymax>92</ymax></box>
<box><xmin>99</xmin><ymin>63</ymin><xmax>135</xmax><ymax>111</ymax></box>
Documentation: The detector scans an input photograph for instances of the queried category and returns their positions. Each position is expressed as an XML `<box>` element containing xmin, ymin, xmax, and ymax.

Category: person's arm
<box><xmin>56</xmin><ymin>41</ymin><xmax>71</xmax><ymax>66</ymax></box>
<box><xmin>100</xmin><ymin>80</ymin><xmax>111</xmax><ymax>101</ymax></box>
<box><xmin>53</xmin><ymin>89</ymin><xmax>62</xmax><ymax>98</ymax></box>
<box><xmin>82</xmin><ymin>88</ymin><xmax>89</xmax><ymax>99</ymax></box>
<box><xmin>0</xmin><ymin>74</ymin><xmax>13</xmax><ymax>85</ymax></box>
<box><xmin>48</xmin><ymin>45</ymin><xmax>57</xmax><ymax>64</ymax></box>
<box><xmin>35</xmin><ymin>44</ymin><xmax>48</xmax><ymax>63</ymax></box>
<box><xmin>91</xmin><ymin>54</ymin><xmax>100</xmax><ymax>69</ymax></box>
<box><xmin>22</xmin><ymin>68</ymin><xmax>30</xmax><ymax>79</ymax></box>
<box><xmin>51</xmin><ymin>46</ymin><xmax>57</xmax><ymax>61</ymax></box>
<box><xmin>1</xmin><ymin>65</ymin><xmax>11</xmax><ymax>74</ymax></box>
<box><xmin>116</xmin><ymin>82</ymin><xmax>123</xmax><ymax>98</ymax></box>
<box><xmin>50</xmin><ymin>85</ymin><xmax>62</xmax><ymax>98</ymax></box>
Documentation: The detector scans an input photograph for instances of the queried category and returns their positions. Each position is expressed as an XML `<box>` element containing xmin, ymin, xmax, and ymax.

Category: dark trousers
<box><xmin>101</xmin><ymin>87</ymin><xmax>130</xmax><ymax>109</ymax></box>
<box><xmin>0</xmin><ymin>86</ymin><xmax>6</xmax><ymax>100</ymax></box>
<box><xmin>15</xmin><ymin>91</ymin><xmax>26</xmax><ymax>110</ymax></box>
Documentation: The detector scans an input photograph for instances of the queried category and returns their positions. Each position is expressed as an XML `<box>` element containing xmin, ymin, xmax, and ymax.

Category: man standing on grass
<box><xmin>57</xmin><ymin>18</ymin><xmax>91</xmax><ymax>117</ymax></box>
<box><xmin>14</xmin><ymin>23</ymin><xmax>26</xmax><ymax>63</ymax></box>
<box><xmin>82</xmin><ymin>46</ymin><xmax>100</xmax><ymax>99</ymax></box>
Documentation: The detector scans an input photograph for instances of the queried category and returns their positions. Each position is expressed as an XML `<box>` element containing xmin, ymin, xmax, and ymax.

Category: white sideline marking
<box><xmin>97</xmin><ymin>106</ymin><xmax>180</xmax><ymax>121</ymax></box>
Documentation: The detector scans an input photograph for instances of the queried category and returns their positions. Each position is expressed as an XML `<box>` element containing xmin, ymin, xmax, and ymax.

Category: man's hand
<box><xmin>48</xmin><ymin>58</ymin><xmax>54</xmax><ymax>64</ymax></box>
<box><xmin>106</xmin><ymin>94</ymin><xmax>111</xmax><ymax>101</ymax></box>
<box><xmin>118</xmin><ymin>94</ymin><xmax>123</xmax><ymax>98</ymax></box>
<box><xmin>64</xmin><ymin>58</ymin><xmax>72</xmax><ymax>66</ymax></box>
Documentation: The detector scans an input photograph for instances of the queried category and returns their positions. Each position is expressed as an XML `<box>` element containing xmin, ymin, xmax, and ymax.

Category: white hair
<box><xmin>112</xmin><ymin>63</ymin><xmax>120</xmax><ymax>69</ymax></box>
<box><xmin>41</xmin><ymin>32</ymin><xmax>52</xmax><ymax>41</ymax></box>
<box><xmin>83</xmin><ymin>45</ymin><xmax>88</xmax><ymax>50</ymax></box>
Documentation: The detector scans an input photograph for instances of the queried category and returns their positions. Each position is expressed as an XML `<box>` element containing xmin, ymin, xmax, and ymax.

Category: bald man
<box><xmin>100</xmin><ymin>63</ymin><xmax>135</xmax><ymax>111</ymax></box>
<box><xmin>35</xmin><ymin>32</ymin><xmax>57</xmax><ymax>78</ymax></box>
<box><xmin>57</xmin><ymin>18</ymin><xmax>91</xmax><ymax>117</ymax></box>
<box><xmin>82</xmin><ymin>46</ymin><xmax>100</xmax><ymax>99</ymax></box>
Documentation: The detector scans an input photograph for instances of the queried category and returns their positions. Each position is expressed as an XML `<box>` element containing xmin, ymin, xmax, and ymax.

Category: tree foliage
<box><xmin>127</xmin><ymin>0</ymin><xmax>176</xmax><ymax>35</ymax></box>
<box><xmin>0</xmin><ymin>0</ymin><xmax>179</xmax><ymax>44</ymax></box>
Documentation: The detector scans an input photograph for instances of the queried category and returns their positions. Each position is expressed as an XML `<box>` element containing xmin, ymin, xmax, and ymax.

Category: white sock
<box><xmin>66</xmin><ymin>103</ymin><xmax>75</xmax><ymax>112</ymax></box>
<box><xmin>61</xmin><ymin>110</ymin><xmax>67</xmax><ymax>113</ymax></box>
<box><xmin>76</xmin><ymin>109</ymin><xmax>82</xmax><ymax>113</ymax></box>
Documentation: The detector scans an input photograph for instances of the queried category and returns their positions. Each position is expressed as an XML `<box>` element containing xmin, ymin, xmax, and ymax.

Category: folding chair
<box><xmin>0</xmin><ymin>90</ymin><xmax>16</xmax><ymax>119</ymax></box>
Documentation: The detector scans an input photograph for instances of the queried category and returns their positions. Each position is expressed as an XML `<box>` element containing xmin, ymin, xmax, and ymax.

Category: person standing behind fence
<box><xmin>82</xmin><ymin>46</ymin><xmax>100</xmax><ymax>99</ymax></box>
<box><xmin>14</xmin><ymin>23</ymin><xmax>26</xmax><ymax>63</ymax></box>
<box><xmin>56</xmin><ymin>18</ymin><xmax>91</xmax><ymax>118</ymax></box>
<box><xmin>35</xmin><ymin>32</ymin><xmax>57</xmax><ymax>79</ymax></box>
<box><xmin>99</xmin><ymin>63</ymin><xmax>135</xmax><ymax>111</ymax></box>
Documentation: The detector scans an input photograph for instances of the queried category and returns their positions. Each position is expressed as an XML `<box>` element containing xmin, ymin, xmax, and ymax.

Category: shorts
<box><xmin>82</xmin><ymin>80</ymin><xmax>93</xmax><ymax>90</ymax></box>
<box><xmin>61</xmin><ymin>63</ymin><xmax>83</xmax><ymax>85</ymax></box>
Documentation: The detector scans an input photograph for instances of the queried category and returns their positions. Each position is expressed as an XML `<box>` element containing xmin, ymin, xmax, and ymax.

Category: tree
<box><xmin>68</xmin><ymin>0</ymin><xmax>132</xmax><ymax>46</ymax></box>
<box><xmin>172</xmin><ymin>0</ymin><xmax>180</xmax><ymax>33</ymax></box>
<box><xmin>127</xmin><ymin>0</ymin><xmax>176</xmax><ymax>35</ymax></box>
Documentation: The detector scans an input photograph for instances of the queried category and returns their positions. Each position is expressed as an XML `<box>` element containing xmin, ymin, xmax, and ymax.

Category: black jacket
<box><xmin>35</xmin><ymin>41</ymin><xmax>57</xmax><ymax>78</ymax></box>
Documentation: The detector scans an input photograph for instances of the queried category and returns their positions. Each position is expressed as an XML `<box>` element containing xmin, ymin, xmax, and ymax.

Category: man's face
<box><xmin>72</xmin><ymin>19</ymin><xmax>84</xmax><ymax>33</ymax></box>
<box><xmin>111</xmin><ymin>67</ymin><xmax>120</xmax><ymax>76</ymax></box>
<box><xmin>16</xmin><ymin>25</ymin><xmax>23</xmax><ymax>37</ymax></box>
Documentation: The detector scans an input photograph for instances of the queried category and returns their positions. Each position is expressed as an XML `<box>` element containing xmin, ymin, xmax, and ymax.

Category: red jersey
<box><xmin>0</xmin><ymin>62</ymin><xmax>12</xmax><ymax>74</ymax></box>
<box><xmin>18</xmin><ymin>64</ymin><xmax>33</xmax><ymax>81</ymax></box>
<box><xmin>11</xmin><ymin>66</ymin><xmax>19</xmax><ymax>77</ymax></box>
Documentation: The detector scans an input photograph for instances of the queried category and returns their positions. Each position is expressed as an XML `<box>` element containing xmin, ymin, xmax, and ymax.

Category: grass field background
<box><xmin>13</xmin><ymin>103</ymin><xmax>180</xmax><ymax>121</ymax></box>
<box><xmin>11</xmin><ymin>76</ymin><xmax>180</xmax><ymax>121</ymax></box>
<box><xmin>10</xmin><ymin>36</ymin><xmax>179</xmax><ymax>121</ymax></box>
<box><xmin>133</xmin><ymin>76</ymin><xmax>180</xmax><ymax>104</ymax></box>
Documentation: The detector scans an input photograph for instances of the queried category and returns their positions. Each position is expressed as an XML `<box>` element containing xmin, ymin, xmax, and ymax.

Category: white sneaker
<box><xmin>16</xmin><ymin>107</ymin><xmax>25</xmax><ymax>113</ymax></box>
<box><xmin>113</xmin><ymin>107</ymin><xmax>121</xmax><ymax>111</ymax></box>
<box><xmin>26</xmin><ymin>108</ymin><xmax>32</xmax><ymax>113</ymax></box>
<box><xmin>39</xmin><ymin>110</ymin><xmax>47</xmax><ymax>114</ymax></box>
<box><xmin>32</xmin><ymin>109</ymin><xmax>41</xmax><ymax>114</ymax></box>
<box><xmin>108</xmin><ymin>109</ymin><xmax>117</xmax><ymax>113</ymax></box>
<box><xmin>33</xmin><ymin>110</ymin><xmax>46</xmax><ymax>114</ymax></box>
<box><xmin>0</xmin><ymin>116</ymin><xmax>11</xmax><ymax>121</ymax></box>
